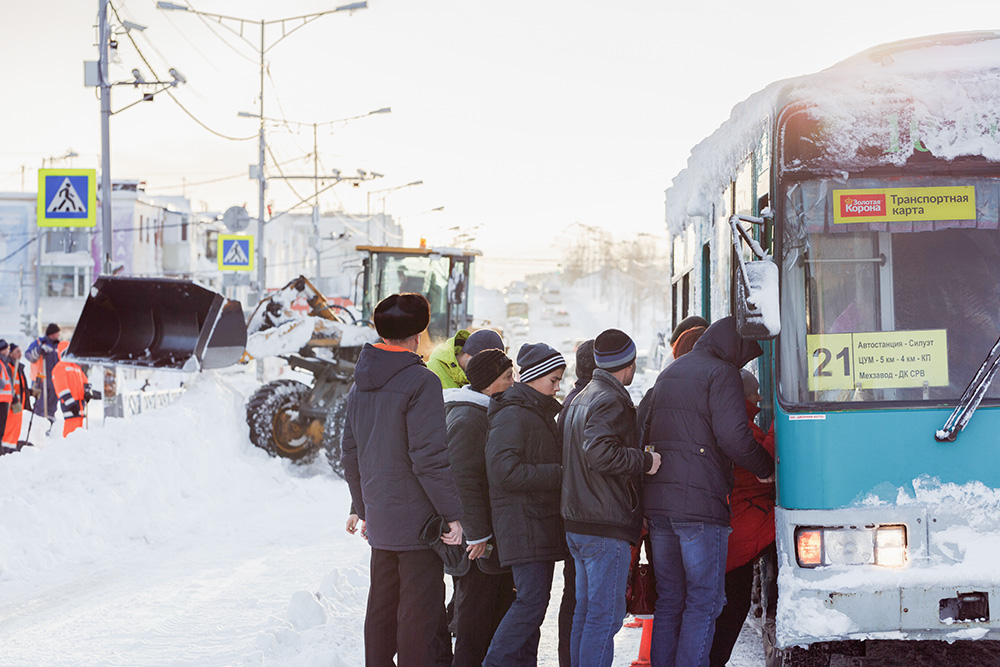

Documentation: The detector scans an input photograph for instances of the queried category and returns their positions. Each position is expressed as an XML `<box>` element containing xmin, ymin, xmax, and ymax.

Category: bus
<box><xmin>665</xmin><ymin>32</ymin><xmax>1000</xmax><ymax>665</ymax></box>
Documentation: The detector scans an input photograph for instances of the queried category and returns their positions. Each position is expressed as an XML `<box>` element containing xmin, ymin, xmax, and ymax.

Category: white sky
<box><xmin>1</xmin><ymin>1</ymin><xmax>997</xmax><ymax>286</ymax></box>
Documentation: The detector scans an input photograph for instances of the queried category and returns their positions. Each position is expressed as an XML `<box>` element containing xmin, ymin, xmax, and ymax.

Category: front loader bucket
<box><xmin>66</xmin><ymin>276</ymin><xmax>248</xmax><ymax>372</ymax></box>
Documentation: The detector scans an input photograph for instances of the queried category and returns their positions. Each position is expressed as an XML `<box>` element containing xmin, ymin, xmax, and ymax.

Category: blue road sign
<box><xmin>219</xmin><ymin>234</ymin><xmax>254</xmax><ymax>271</ymax></box>
<box><xmin>37</xmin><ymin>168</ymin><xmax>97</xmax><ymax>227</ymax></box>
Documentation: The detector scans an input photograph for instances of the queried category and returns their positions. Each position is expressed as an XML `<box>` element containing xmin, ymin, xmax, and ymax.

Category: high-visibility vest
<box><xmin>51</xmin><ymin>361</ymin><xmax>86</xmax><ymax>414</ymax></box>
<box><xmin>0</xmin><ymin>358</ymin><xmax>12</xmax><ymax>404</ymax></box>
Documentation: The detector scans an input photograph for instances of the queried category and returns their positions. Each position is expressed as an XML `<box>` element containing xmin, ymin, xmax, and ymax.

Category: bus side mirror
<box><xmin>736</xmin><ymin>259</ymin><xmax>780</xmax><ymax>340</ymax></box>
<box><xmin>730</xmin><ymin>213</ymin><xmax>780</xmax><ymax>340</ymax></box>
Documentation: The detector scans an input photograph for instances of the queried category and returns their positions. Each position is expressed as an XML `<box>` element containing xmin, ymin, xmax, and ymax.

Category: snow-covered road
<box><xmin>0</xmin><ymin>370</ymin><xmax>764</xmax><ymax>666</ymax></box>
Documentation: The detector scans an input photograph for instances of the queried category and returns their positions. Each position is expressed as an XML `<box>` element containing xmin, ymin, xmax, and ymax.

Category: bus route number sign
<box><xmin>806</xmin><ymin>329</ymin><xmax>949</xmax><ymax>392</ymax></box>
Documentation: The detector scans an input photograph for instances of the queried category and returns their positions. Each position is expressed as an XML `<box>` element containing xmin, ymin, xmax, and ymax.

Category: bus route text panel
<box><xmin>807</xmin><ymin>330</ymin><xmax>949</xmax><ymax>391</ymax></box>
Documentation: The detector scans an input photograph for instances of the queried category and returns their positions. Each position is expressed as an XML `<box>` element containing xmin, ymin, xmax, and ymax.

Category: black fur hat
<box><xmin>374</xmin><ymin>293</ymin><xmax>430</xmax><ymax>341</ymax></box>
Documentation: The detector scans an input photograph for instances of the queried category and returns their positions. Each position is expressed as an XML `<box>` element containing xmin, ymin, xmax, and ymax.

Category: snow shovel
<box><xmin>66</xmin><ymin>276</ymin><xmax>248</xmax><ymax>372</ymax></box>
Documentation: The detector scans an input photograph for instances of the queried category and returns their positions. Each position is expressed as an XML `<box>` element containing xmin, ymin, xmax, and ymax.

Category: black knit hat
<box><xmin>670</xmin><ymin>316</ymin><xmax>708</xmax><ymax>345</ymax></box>
<box><xmin>574</xmin><ymin>339</ymin><xmax>596</xmax><ymax>383</ymax></box>
<box><xmin>594</xmin><ymin>329</ymin><xmax>636</xmax><ymax>372</ymax></box>
<box><xmin>463</xmin><ymin>329</ymin><xmax>504</xmax><ymax>357</ymax></box>
<box><xmin>517</xmin><ymin>342</ymin><xmax>565</xmax><ymax>384</ymax></box>
<box><xmin>466</xmin><ymin>349</ymin><xmax>513</xmax><ymax>392</ymax></box>
<box><xmin>45</xmin><ymin>323</ymin><xmax>61</xmax><ymax>337</ymax></box>
<box><xmin>374</xmin><ymin>293</ymin><xmax>430</xmax><ymax>341</ymax></box>
<box><xmin>0</xmin><ymin>340</ymin><xmax>8</xmax><ymax>353</ymax></box>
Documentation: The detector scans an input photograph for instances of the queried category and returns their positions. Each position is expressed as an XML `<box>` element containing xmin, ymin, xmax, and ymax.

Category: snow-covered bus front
<box><xmin>666</xmin><ymin>32</ymin><xmax>1000</xmax><ymax>665</ymax></box>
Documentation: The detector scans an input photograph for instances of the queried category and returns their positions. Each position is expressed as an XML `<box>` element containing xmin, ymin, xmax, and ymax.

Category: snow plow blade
<box><xmin>66</xmin><ymin>276</ymin><xmax>248</xmax><ymax>372</ymax></box>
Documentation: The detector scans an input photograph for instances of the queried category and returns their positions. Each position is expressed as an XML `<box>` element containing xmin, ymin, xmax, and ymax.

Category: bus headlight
<box><xmin>794</xmin><ymin>525</ymin><xmax>907</xmax><ymax>568</ymax></box>
<box><xmin>825</xmin><ymin>528</ymin><xmax>874</xmax><ymax>565</ymax></box>
<box><xmin>875</xmin><ymin>525</ymin><xmax>907</xmax><ymax>567</ymax></box>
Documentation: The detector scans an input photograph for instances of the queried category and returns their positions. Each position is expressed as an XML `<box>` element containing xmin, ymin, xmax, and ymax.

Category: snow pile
<box><xmin>0</xmin><ymin>373</ymin><xmax>326</xmax><ymax>581</ymax></box>
<box><xmin>666</xmin><ymin>32</ymin><xmax>1000</xmax><ymax>236</ymax></box>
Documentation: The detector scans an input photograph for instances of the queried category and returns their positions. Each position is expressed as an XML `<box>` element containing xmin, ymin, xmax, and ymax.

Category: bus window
<box><xmin>778</xmin><ymin>175</ymin><xmax>1000</xmax><ymax>407</ymax></box>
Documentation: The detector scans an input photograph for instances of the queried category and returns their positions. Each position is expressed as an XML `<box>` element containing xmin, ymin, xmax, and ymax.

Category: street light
<box><xmin>366</xmin><ymin>180</ymin><xmax>424</xmax><ymax>215</ymax></box>
<box><xmin>237</xmin><ymin>107</ymin><xmax>390</xmax><ymax>284</ymax></box>
<box><xmin>159</xmin><ymin>1</ymin><xmax>368</xmax><ymax>302</ymax></box>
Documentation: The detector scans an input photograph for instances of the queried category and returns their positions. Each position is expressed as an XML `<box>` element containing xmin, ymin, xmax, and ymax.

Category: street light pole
<box><xmin>160</xmin><ymin>1</ymin><xmax>368</xmax><ymax>304</ymax></box>
<box><xmin>99</xmin><ymin>0</ymin><xmax>113</xmax><ymax>274</ymax></box>
<box><xmin>256</xmin><ymin>18</ymin><xmax>267</xmax><ymax>301</ymax></box>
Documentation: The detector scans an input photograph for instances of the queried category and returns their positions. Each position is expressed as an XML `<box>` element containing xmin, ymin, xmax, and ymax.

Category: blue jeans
<box><xmin>483</xmin><ymin>560</ymin><xmax>555</xmax><ymax>667</ymax></box>
<box><xmin>647</xmin><ymin>514</ymin><xmax>729</xmax><ymax>667</ymax></box>
<box><xmin>566</xmin><ymin>532</ymin><xmax>631</xmax><ymax>667</ymax></box>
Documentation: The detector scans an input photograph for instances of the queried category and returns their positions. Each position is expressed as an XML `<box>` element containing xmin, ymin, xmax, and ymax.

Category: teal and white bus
<box><xmin>666</xmin><ymin>32</ymin><xmax>1000</xmax><ymax>665</ymax></box>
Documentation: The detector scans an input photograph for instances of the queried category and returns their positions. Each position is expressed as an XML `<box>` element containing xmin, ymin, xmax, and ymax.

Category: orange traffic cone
<box><xmin>629</xmin><ymin>617</ymin><xmax>653</xmax><ymax>666</ymax></box>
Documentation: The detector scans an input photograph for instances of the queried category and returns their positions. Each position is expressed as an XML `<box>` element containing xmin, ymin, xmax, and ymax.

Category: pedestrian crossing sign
<box><xmin>219</xmin><ymin>234</ymin><xmax>254</xmax><ymax>271</ymax></box>
<box><xmin>37</xmin><ymin>169</ymin><xmax>97</xmax><ymax>227</ymax></box>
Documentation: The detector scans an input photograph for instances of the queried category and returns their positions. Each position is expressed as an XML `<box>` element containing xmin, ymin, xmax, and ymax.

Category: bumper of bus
<box><xmin>775</xmin><ymin>507</ymin><xmax>1000</xmax><ymax>647</ymax></box>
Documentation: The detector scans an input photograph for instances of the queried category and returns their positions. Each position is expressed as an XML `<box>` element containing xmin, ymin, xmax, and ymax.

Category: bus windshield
<box><xmin>778</xmin><ymin>174</ymin><xmax>1000</xmax><ymax>407</ymax></box>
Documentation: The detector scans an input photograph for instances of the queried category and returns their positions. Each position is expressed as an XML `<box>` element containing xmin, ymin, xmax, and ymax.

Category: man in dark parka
<box><xmin>642</xmin><ymin>316</ymin><xmax>774</xmax><ymax>667</ymax></box>
<box><xmin>342</xmin><ymin>293</ymin><xmax>464</xmax><ymax>667</ymax></box>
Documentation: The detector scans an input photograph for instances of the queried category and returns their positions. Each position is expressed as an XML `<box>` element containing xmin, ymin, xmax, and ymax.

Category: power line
<box><xmin>110</xmin><ymin>2</ymin><xmax>256</xmax><ymax>143</ymax></box>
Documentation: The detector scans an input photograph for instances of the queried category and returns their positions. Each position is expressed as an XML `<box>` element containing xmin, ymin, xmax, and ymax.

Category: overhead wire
<box><xmin>110</xmin><ymin>1</ymin><xmax>256</xmax><ymax>143</ymax></box>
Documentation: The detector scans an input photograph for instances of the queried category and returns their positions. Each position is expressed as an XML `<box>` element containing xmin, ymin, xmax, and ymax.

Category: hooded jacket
<box><xmin>342</xmin><ymin>343</ymin><xmax>463</xmax><ymax>551</ymax></box>
<box><xmin>444</xmin><ymin>386</ymin><xmax>508</xmax><ymax>574</ymax></box>
<box><xmin>427</xmin><ymin>330</ymin><xmax>472</xmax><ymax>389</ymax></box>
<box><xmin>486</xmin><ymin>381</ymin><xmax>568</xmax><ymax>567</ymax></box>
<box><xmin>561</xmin><ymin>369</ymin><xmax>651</xmax><ymax>545</ymax></box>
<box><xmin>642</xmin><ymin>317</ymin><xmax>774</xmax><ymax>526</ymax></box>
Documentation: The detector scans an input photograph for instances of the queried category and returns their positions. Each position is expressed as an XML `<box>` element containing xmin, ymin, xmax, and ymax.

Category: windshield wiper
<box><xmin>936</xmin><ymin>333</ymin><xmax>1000</xmax><ymax>442</ymax></box>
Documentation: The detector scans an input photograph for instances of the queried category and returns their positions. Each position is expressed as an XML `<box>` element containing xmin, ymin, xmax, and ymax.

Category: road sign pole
<box><xmin>99</xmin><ymin>0</ymin><xmax>113</xmax><ymax>275</ymax></box>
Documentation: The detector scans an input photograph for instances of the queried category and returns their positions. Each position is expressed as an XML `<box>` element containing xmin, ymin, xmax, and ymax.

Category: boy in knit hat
<box><xmin>341</xmin><ymin>293</ymin><xmax>465</xmax><ymax>667</ymax></box>
<box><xmin>427</xmin><ymin>328</ymin><xmax>505</xmax><ymax>389</ymax></box>
<box><xmin>444</xmin><ymin>349</ymin><xmax>516</xmax><ymax>666</ymax></box>
<box><xmin>484</xmin><ymin>342</ymin><xmax>568</xmax><ymax>666</ymax></box>
<box><xmin>561</xmin><ymin>329</ymin><xmax>661</xmax><ymax>666</ymax></box>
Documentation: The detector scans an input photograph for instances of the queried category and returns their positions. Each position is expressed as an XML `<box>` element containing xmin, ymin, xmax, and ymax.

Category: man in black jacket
<box><xmin>342</xmin><ymin>293</ymin><xmax>464</xmax><ymax>667</ymax></box>
<box><xmin>561</xmin><ymin>329</ymin><xmax>661</xmax><ymax>667</ymax></box>
<box><xmin>445</xmin><ymin>349</ymin><xmax>516</xmax><ymax>667</ymax></box>
<box><xmin>642</xmin><ymin>316</ymin><xmax>774</xmax><ymax>667</ymax></box>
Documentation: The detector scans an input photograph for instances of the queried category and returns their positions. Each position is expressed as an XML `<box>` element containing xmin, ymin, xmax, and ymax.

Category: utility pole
<box><xmin>255</xmin><ymin>19</ymin><xmax>267</xmax><ymax>301</ymax></box>
<box><xmin>99</xmin><ymin>0</ymin><xmax>113</xmax><ymax>274</ymax></box>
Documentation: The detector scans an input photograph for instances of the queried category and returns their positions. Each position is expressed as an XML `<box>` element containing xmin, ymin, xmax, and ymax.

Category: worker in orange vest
<box><xmin>0</xmin><ymin>340</ymin><xmax>13</xmax><ymax>452</ymax></box>
<box><xmin>2</xmin><ymin>343</ymin><xmax>31</xmax><ymax>452</ymax></box>
<box><xmin>52</xmin><ymin>341</ymin><xmax>89</xmax><ymax>437</ymax></box>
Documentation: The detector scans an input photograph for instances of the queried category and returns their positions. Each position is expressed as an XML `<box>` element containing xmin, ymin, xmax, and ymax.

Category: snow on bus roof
<box><xmin>665</xmin><ymin>31</ymin><xmax>1000</xmax><ymax>236</ymax></box>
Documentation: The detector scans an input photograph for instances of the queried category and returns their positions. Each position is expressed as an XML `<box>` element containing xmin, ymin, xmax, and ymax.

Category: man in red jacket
<box><xmin>708</xmin><ymin>369</ymin><xmax>776</xmax><ymax>667</ymax></box>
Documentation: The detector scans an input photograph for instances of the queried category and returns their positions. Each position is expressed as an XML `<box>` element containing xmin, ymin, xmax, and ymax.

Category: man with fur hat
<box><xmin>342</xmin><ymin>292</ymin><xmax>464</xmax><ymax>667</ymax></box>
<box><xmin>444</xmin><ymin>349</ymin><xmax>516</xmax><ymax>667</ymax></box>
<box><xmin>561</xmin><ymin>329</ymin><xmax>661</xmax><ymax>666</ymax></box>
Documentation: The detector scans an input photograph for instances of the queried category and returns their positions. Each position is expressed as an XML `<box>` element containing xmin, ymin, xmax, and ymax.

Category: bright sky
<box><xmin>1</xmin><ymin>1</ymin><xmax>997</xmax><ymax>286</ymax></box>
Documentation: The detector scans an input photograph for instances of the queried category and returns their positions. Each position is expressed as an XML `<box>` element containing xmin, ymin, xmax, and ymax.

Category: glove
<box><xmin>84</xmin><ymin>384</ymin><xmax>93</xmax><ymax>402</ymax></box>
<box><xmin>31</xmin><ymin>386</ymin><xmax>41</xmax><ymax>399</ymax></box>
<box><xmin>40</xmin><ymin>343</ymin><xmax>56</xmax><ymax>355</ymax></box>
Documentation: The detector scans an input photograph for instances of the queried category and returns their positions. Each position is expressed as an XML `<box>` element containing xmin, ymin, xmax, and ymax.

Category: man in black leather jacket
<box><xmin>561</xmin><ymin>329</ymin><xmax>661</xmax><ymax>667</ymax></box>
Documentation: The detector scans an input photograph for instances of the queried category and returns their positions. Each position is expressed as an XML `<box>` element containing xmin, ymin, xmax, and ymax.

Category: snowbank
<box><xmin>0</xmin><ymin>373</ymin><xmax>321</xmax><ymax>580</ymax></box>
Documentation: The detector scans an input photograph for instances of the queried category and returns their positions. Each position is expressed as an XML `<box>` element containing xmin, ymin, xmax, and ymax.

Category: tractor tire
<box><xmin>322</xmin><ymin>393</ymin><xmax>350</xmax><ymax>479</ymax></box>
<box><xmin>246</xmin><ymin>380</ymin><xmax>321</xmax><ymax>462</ymax></box>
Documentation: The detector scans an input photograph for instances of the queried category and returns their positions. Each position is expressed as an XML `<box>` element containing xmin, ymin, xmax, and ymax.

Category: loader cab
<box><xmin>357</xmin><ymin>245</ymin><xmax>480</xmax><ymax>344</ymax></box>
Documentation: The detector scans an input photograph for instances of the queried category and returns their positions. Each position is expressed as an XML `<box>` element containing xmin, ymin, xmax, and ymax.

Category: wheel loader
<box><xmin>65</xmin><ymin>245</ymin><xmax>480</xmax><ymax>477</ymax></box>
